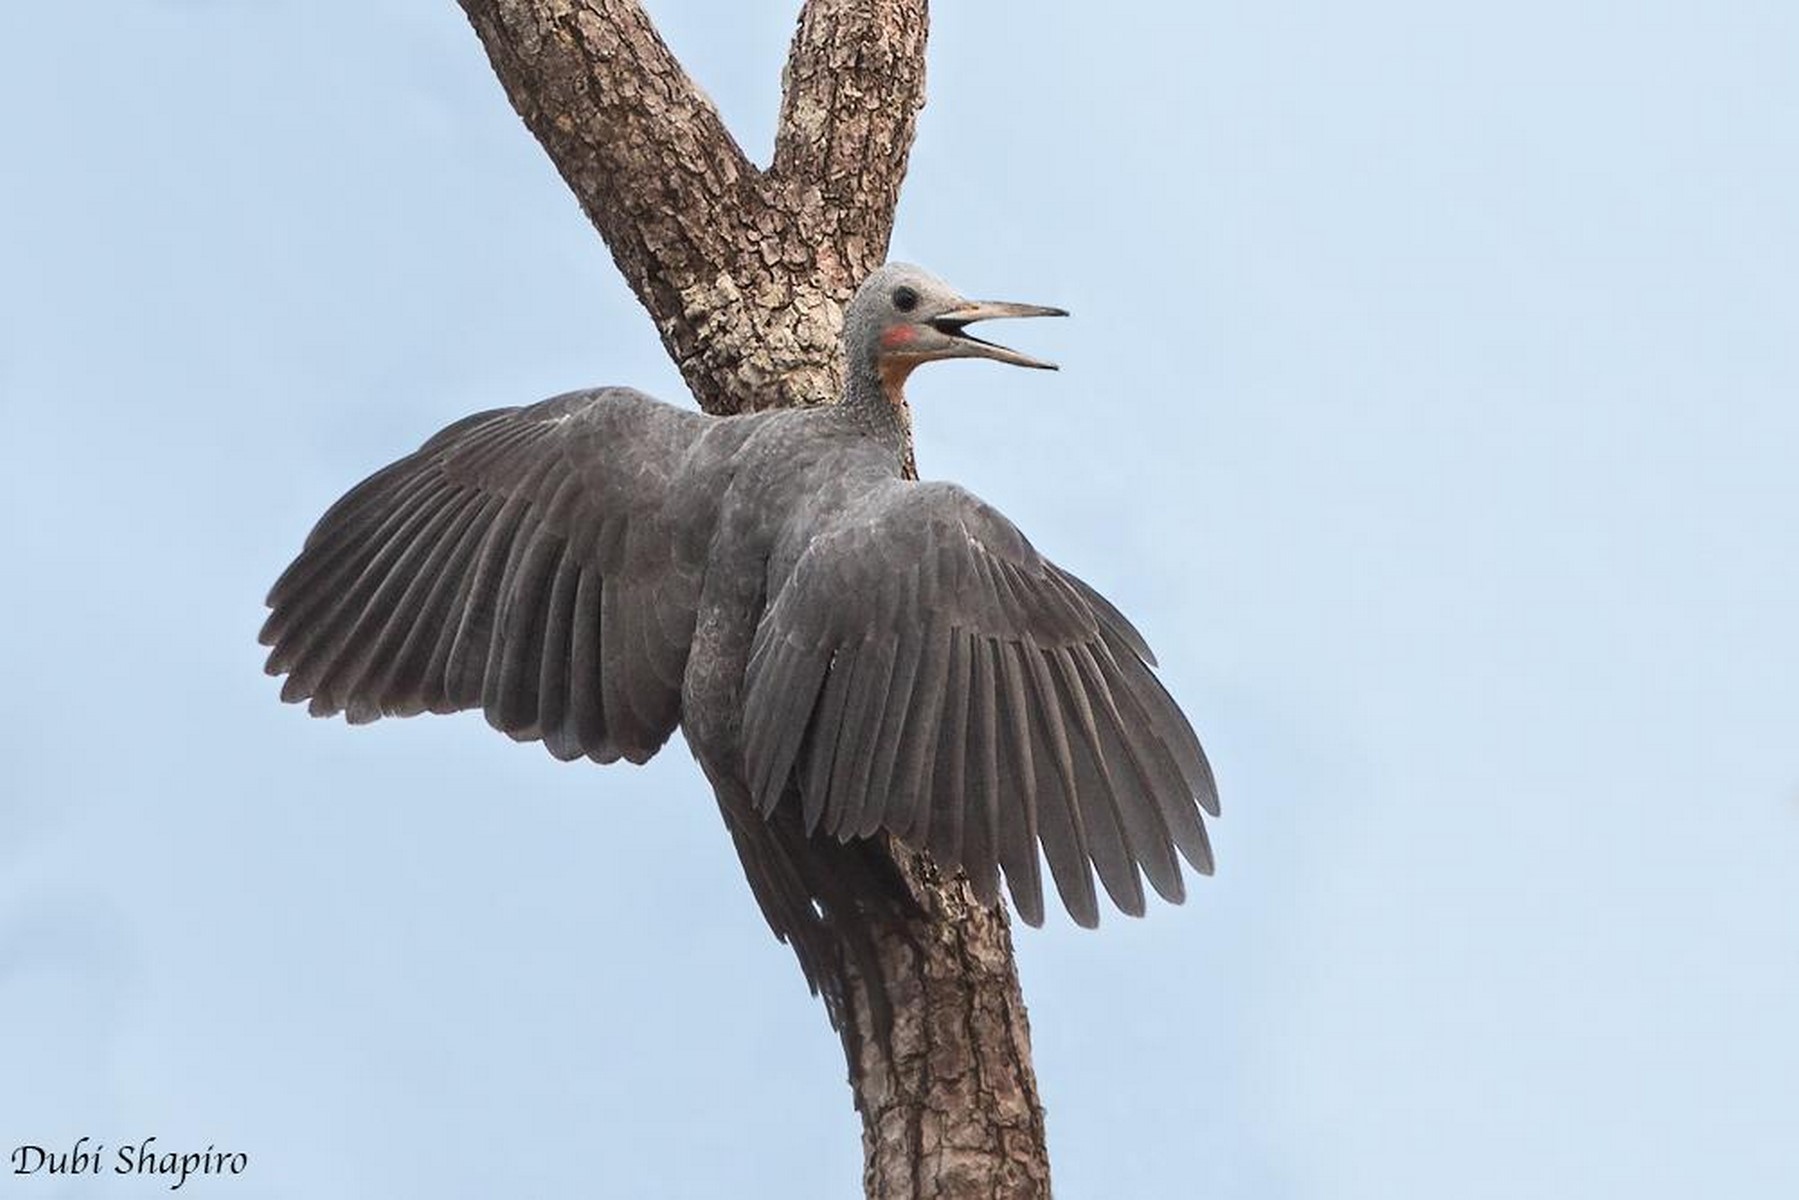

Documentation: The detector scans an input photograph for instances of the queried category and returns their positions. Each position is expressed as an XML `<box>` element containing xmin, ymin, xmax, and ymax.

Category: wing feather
<box><xmin>990</xmin><ymin>635</ymin><xmax>1045</xmax><ymax>926</ymax></box>
<box><xmin>366</xmin><ymin>491</ymin><xmax>495</xmax><ymax>718</ymax></box>
<box><xmin>835</xmin><ymin>634</ymin><xmax>899</xmax><ymax>841</ymax></box>
<box><xmin>333</xmin><ymin>487</ymin><xmax>486</xmax><ymax>721</ymax></box>
<box><xmin>889</xmin><ymin>613</ymin><xmax>952</xmax><ymax>845</ymax></box>
<box><xmin>1068</xmin><ymin>643</ymin><xmax>1185</xmax><ymax>903</ymax></box>
<box><xmin>958</xmin><ymin>636</ymin><xmax>1003</xmax><ymax>906</ymax></box>
<box><xmin>536</xmin><ymin>550</ymin><xmax>584</xmax><ymax>760</ymax></box>
<box><xmin>801</xmin><ymin>645</ymin><xmax>859</xmax><ymax>833</ymax></box>
<box><xmin>860</xmin><ymin>620</ymin><xmax>922</xmax><ymax>839</ymax></box>
<box><xmin>1049</xmin><ymin>646</ymin><xmax>1145</xmax><ymax>916</ymax></box>
<box><xmin>278</xmin><ymin>481</ymin><xmax>463</xmax><ymax>702</ymax></box>
<box><xmin>1019</xmin><ymin>641</ymin><xmax>1099</xmax><ymax>927</ymax></box>
<box><xmin>928</xmin><ymin>627</ymin><xmax>976</xmax><ymax>878</ymax></box>
<box><xmin>567</xmin><ymin>563</ymin><xmax>609</xmax><ymax>756</ymax></box>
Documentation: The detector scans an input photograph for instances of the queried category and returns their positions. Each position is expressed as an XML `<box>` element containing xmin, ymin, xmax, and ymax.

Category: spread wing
<box><xmin>261</xmin><ymin>387</ymin><xmax>708</xmax><ymax>765</ymax></box>
<box><xmin>741</xmin><ymin>481</ymin><xmax>1217</xmax><ymax>927</ymax></box>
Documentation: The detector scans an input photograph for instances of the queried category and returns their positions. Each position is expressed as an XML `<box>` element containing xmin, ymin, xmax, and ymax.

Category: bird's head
<box><xmin>845</xmin><ymin>263</ymin><xmax>1066</xmax><ymax>398</ymax></box>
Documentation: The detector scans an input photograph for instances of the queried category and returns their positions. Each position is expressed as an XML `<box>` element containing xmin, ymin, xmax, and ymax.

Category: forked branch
<box><xmin>453</xmin><ymin>3</ymin><xmax>1051</xmax><ymax>1195</ymax></box>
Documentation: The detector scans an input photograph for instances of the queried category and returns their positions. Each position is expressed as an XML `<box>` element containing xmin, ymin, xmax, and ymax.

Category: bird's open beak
<box><xmin>928</xmin><ymin>300</ymin><xmax>1068</xmax><ymax>370</ymax></box>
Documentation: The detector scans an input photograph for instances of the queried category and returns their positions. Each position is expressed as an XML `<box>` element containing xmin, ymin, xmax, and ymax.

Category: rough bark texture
<box><xmin>455</xmin><ymin>2</ymin><xmax>1050</xmax><ymax>1196</ymax></box>
<box><xmin>850</xmin><ymin>852</ymin><xmax>1052</xmax><ymax>1198</ymax></box>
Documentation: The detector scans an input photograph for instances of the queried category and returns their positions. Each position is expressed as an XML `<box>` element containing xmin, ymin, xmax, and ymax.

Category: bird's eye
<box><xmin>892</xmin><ymin>286</ymin><xmax>919</xmax><ymax>313</ymax></box>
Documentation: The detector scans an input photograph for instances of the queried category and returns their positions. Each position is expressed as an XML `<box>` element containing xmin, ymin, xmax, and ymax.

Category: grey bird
<box><xmin>261</xmin><ymin>262</ymin><xmax>1218</xmax><ymax>1019</ymax></box>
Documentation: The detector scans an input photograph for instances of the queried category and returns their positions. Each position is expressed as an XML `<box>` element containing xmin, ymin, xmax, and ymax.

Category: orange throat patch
<box><xmin>879</xmin><ymin>359</ymin><xmax>917</xmax><ymax>408</ymax></box>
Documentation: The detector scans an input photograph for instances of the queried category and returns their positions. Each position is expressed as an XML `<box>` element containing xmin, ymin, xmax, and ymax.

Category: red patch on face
<box><xmin>880</xmin><ymin>324</ymin><xmax>918</xmax><ymax>349</ymax></box>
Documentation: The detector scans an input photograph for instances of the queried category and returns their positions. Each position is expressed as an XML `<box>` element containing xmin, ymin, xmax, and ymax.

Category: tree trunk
<box><xmin>455</xmin><ymin>2</ymin><xmax>1051</xmax><ymax>1195</ymax></box>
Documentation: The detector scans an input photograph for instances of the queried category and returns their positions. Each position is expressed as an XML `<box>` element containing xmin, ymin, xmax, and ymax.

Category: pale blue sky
<box><xmin>3</xmin><ymin>2</ymin><xmax>1795</xmax><ymax>1197</ymax></box>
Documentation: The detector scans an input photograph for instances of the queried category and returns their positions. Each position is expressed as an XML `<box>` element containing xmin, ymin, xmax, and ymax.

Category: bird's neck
<box><xmin>840</xmin><ymin>355</ymin><xmax>913</xmax><ymax>457</ymax></box>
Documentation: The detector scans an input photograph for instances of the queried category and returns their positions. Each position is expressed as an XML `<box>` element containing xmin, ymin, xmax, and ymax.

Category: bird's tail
<box><xmin>714</xmin><ymin>787</ymin><xmax>918</xmax><ymax>1047</ymax></box>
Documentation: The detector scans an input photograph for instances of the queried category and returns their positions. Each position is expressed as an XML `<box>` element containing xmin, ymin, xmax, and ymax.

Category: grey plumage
<box><xmin>262</xmin><ymin>262</ymin><xmax>1217</xmax><ymax>1020</ymax></box>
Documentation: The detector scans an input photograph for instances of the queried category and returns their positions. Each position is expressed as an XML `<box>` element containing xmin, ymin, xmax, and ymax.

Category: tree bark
<box><xmin>455</xmin><ymin>2</ymin><xmax>1051</xmax><ymax>1195</ymax></box>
